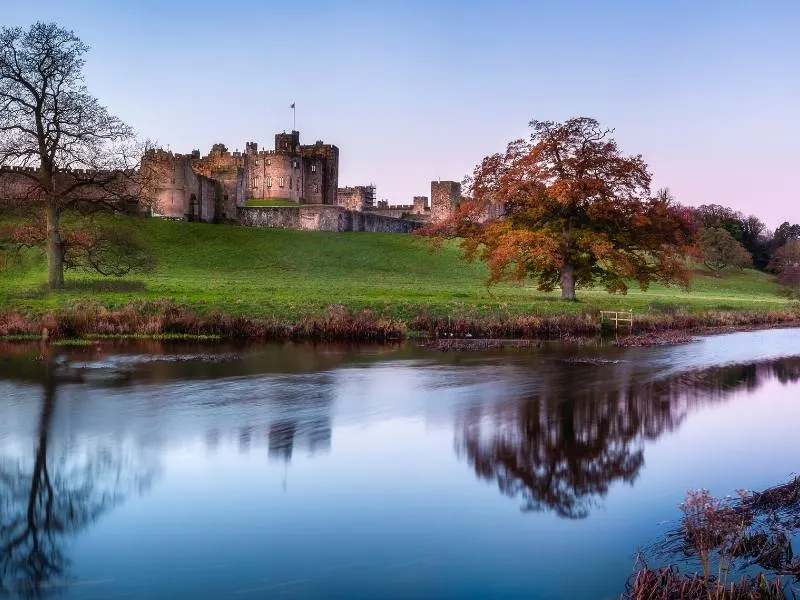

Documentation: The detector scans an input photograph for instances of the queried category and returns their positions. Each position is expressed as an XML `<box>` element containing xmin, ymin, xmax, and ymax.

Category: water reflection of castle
<box><xmin>267</xmin><ymin>419</ymin><xmax>332</xmax><ymax>462</ymax></box>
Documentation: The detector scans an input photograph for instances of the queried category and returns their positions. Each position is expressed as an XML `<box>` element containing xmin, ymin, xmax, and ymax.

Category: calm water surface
<box><xmin>1</xmin><ymin>328</ymin><xmax>799</xmax><ymax>599</ymax></box>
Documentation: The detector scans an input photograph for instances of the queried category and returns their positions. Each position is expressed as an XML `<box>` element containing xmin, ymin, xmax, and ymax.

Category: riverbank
<box><xmin>2</xmin><ymin>299</ymin><xmax>799</xmax><ymax>343</ymax></box>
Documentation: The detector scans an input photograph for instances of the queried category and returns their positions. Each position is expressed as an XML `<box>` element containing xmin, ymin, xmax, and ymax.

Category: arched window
<box><xmin>267</xmin><ymin>177</ymin><xmax>273</xmax><ymax>188</ymax></box>
<box><xmin>278</xmin><ymin>177</ymin><xmax>284</xmax><ymax>187</ymax></box>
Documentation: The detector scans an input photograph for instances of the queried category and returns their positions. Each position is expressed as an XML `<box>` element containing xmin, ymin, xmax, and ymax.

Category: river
<box><xmin>0</xmin><ymin>328</ymin><xmax>799</xmax><ymax>599</ymax></box>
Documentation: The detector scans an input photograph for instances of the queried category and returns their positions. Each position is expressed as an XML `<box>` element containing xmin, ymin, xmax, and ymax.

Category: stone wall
<box><xmin>0</xmin><ymin>166</ymin><xmax>142</xmax><ymax>213</ymax></box>
<box><xmin>365</xmin><ymin>206</ymin><xmax>414</xmax><ymax>219</ymax></box>
<box><xmin>238</xmin><ymin>206</ymin><xmax>301</xmax><ymax>229</ymax></box>
<box><xmin>238</xmin><ymin>205</ymin><xmax>421</xmax><ymax>233</ymax></box>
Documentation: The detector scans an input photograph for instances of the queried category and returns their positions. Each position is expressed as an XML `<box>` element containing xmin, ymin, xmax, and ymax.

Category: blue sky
<box><xmin>5</xmin><ymin>0</ymin><xmax>798</xmax><ymax>227</ymax></box>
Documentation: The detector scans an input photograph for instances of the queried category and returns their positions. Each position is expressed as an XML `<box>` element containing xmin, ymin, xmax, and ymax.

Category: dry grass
<box><xmin>628</xmin><ymin>479</ymin><xmax>800</xmax><ymax>599</ymax></box>
<box><xmin>0</xmin><ymin>301</ymin><xmax>405</xmax><ymax>341</ymax></box>
<box><xmin>1</xmin><ymin>301</ymin><xmax>799</xmax><ymax>342</ymax></box>
<box><xmin>625</xmin><ymin>566</ymin><xmax>791</xmax><ymax>600</ymax></box>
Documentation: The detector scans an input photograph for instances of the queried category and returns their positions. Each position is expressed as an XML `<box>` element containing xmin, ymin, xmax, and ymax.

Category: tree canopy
<box><xmin>423</xmin><ymin>117</ymin><xmax>693</xmax><ymax>300</ymax></box>
<box><xmin>768</xmin><ymin>239</ymin><xmax>800</xmax><ymax>295</ymax></box>
<box><xmin>0</xmin><ymin>22</ymin><xmax>149</xmax><ymax>288</ymax></box>
<box><xmin>697</xmin><ymin>227</ymin><xmax>752</xmax><ymax>275</ymax></box>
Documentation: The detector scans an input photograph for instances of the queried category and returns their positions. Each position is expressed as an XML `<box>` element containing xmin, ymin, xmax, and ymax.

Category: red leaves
<box><xmin>420</xmin><ymin>117</ymin><xmax>692</xmax><ymax>299</ymax></box>
<box><xmin>1</xmin><ymin>213</ymin><xmax>154</xmax><ymax>277</ymax></box>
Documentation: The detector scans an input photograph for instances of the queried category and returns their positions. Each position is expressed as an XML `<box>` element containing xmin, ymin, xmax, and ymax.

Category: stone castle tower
<box><xmin>431</xmin><ymin>180</ymin><xmax>462</xmax><ymax>223</ymax></box>
<box><xmin>245</xmin><ymin>131</ymin><xmax>339</xmax><ymax>205</ymax></box>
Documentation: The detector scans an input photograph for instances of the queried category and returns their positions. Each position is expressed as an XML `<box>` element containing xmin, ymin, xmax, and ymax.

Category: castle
<box><xmin>1</xmin><ymin>129</ymin><xmax>497</xmax><ymax>232</ymax></box>
<box><xmin>142</xmin><ymin>130</ymin><xmax>339</xmax><ymax>222</ymax></box>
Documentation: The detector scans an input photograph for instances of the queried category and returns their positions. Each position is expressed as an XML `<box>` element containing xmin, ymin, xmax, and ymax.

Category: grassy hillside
<box><xmin>0</xmin><ymin>216</ymin><xmax>790</xmax><ymax>321</ymax></box>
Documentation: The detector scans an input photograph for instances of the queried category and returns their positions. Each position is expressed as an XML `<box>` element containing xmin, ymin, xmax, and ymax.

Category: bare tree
<box><xmin>0</xmin><ymin>22</ymin><xmax>152</xmax><ymax>289</ymax></box>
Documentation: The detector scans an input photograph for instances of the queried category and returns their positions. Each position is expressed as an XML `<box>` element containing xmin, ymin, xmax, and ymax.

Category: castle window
<box><xmin>311</xmin><ymin>164</ymin><xmax>317</xmax><ymax>173</ymax></box>
<box><xmin>255</xmin><ymin>160</ymin><xmax>259</xmax><ymax>166</ymax></box>
<box><xmin>293</xmin><ymin>160</ymin><xmax>298</xmax><ymax>168</ymax></box>
<box><xmin>267</xmin><ymin>159</ymin><xmax>271</xmax><ymax>166</ymax></box>
<box><xmin>278</xmin><ymin>177</ymin><xmax>284</xmax><ymax>187</ymax></box>
<box><xmin>267</xmin><ymin>177</ymin><xmax>273</xmax><ymax>188</ymax></box>
<box><xmin>313</xmin><ymin>184</ymin><xmax>319</xmax><ymax>193</ymax></box>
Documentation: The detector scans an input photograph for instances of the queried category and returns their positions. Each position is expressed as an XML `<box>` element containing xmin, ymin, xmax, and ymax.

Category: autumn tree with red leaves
<box><xmin>423</xmin><ymin>118</ymin><xmax>692</xmax><ymax>300</ymax></box>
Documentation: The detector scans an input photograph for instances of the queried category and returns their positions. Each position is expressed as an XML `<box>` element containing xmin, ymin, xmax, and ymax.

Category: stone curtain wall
<box><xmin>238</xmin><ymin>205</ymin><xmax>421</xmax><ymax>233</ymax></box>
<box><xmin>238</xmin><ymin>206</ymin><xmax>301</xmax><ymax>228</ymax></box>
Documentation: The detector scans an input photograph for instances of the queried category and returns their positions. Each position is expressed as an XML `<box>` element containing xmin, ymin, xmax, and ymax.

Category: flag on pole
<box><xmin>290</xmin><ymin>102</ymin><xmax>295</xmax><ymax>109</ymax></box>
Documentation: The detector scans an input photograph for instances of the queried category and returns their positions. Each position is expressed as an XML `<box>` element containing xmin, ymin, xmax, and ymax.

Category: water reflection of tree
<box><xmin>457</xmin><ymin>358</ymin><xmax>800</xmax><ymax>519</ymax></box>
<box><xmin>0</xmin><ymin>352</ymin><xmax>157</xmax><ymax>597</ymax></box>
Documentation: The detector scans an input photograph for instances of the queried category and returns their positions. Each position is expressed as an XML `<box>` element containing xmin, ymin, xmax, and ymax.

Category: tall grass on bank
<box><xmin>0</xmin><ymin>301</ymin><xmax>405</xmax><ymax>341</ymax></box>
<box><xmin>1</xmin><ymin>300</ymin><xmax>799</xmax><ymax>341</ymax></box>
<box><xmin>625</xmin><ymin>566</ymin><xmax>789</xmax><ymax>599</ymax></box>
<box><xmin>624</xmin><ymin>479</ymin><xmax>800</xmax><ymax>599</ymax></box>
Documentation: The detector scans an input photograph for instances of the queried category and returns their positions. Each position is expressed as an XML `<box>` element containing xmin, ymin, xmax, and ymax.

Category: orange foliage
<box><xmin>421</xmin><ymin>118</ymin><xmax>694</xmax><ymax>300</ymax></box>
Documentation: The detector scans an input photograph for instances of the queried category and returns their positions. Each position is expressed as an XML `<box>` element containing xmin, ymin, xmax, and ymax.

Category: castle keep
<box><xmin>246</xmin><ymin>131</ymin><xmax>339</xmax><ymax>206</ymax></box>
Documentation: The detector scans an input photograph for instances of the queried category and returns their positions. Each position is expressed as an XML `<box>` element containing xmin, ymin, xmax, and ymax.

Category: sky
<box><xmin>4</xmin><ymin>0</ymin><xmax>799</xmax><ymax>228</ymax></box>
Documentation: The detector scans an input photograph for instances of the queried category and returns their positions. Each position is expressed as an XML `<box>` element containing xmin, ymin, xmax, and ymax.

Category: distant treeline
<box><xmin>684</xmin><ymin>203</ymin><xmax>798</xmax><ymax>271</ymax></box>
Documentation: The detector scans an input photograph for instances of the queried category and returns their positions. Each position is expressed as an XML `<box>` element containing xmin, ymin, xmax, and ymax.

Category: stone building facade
<box><xmin>0</xmin><ymin>166</ymin><xmax>142</xmax><ymax>212</ymax></box>
<box><xmin>142</xmin><ymin>150</ymin><xmax>224</xmax><ymax>222</ymax></box>
<box><xmin>246</xmin><ymin>131</ymin><xmax>339</xmax><ymax>205</ymax></box>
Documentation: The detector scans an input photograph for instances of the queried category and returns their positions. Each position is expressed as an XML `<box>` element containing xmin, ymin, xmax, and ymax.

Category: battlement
<box><xmin>0</xmin><ymin>165</ymin><xmax>37</xmax><ymax>173</ymax></box>
<box><xmin>374</xmin><ymin>203</ymin><xmax>414</xmax><ymax>210</ymax></box>
<box><xmin>0</xmin><ymin>165</ymin><xmax>122</xmax><ymax>177</ymax></box>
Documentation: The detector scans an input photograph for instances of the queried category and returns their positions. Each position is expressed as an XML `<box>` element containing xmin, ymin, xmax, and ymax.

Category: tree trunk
<box><xmin>45</xmin><ymin>202</ymin><xmax>64</xmax><ymax>289</ymax></box>
<box><xmin>560</xmin><ymin>264</ymin><xmax>576</xmax><ymax>301</ymax></box>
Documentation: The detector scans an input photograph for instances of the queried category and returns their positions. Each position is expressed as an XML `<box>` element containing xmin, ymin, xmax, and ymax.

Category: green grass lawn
<box><xmin>244</xmin><ymin>198</ymin><xmax>299</xmax><ymax>207</ymax></box>
<box><xmin>0</xmin><ymin>216</ymin><xmax>791</xmax><ymax>320</ymax></box>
